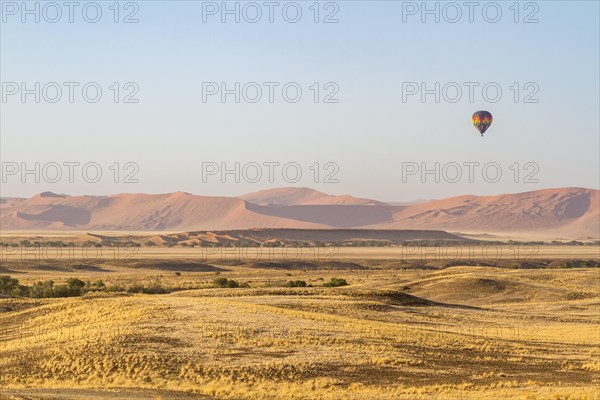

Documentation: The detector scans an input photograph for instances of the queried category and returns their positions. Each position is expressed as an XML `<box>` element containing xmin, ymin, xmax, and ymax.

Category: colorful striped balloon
<box><xmin>472</xmin><ymin>111</ymin><xmax>493</xmax><ymax>137</ymax></box>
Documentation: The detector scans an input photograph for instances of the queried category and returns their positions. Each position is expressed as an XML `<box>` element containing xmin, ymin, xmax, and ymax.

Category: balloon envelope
<box><xmin>472</xmin><ymin>111</ymin><xmax>493</xmax><ymax>136</ymax></box>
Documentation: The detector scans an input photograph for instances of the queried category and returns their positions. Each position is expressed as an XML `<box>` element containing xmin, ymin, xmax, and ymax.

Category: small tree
<box><xmin>0</xmin><ymin>275</ymin><xmax>20</xmax><ymax>294</ymax></box>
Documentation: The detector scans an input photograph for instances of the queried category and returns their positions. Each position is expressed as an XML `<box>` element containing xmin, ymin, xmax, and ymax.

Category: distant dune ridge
<box><xmin>0</xmin><ymin>187</ymin><xmax>598</xmax><ymax>238</ymax></box>
<box><xmin>240</xmin><ymin>187</ymin><xmax>386</xmax><ymax>206</ymax></box>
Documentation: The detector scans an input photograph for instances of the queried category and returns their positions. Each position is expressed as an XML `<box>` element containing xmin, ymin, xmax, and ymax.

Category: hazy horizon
<box><xmin>2</xmin><ymin>184</ymin><xmax>600</xmax><ymax>203</ymax></box>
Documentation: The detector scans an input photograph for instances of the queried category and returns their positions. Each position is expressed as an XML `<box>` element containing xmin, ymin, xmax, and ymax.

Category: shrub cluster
<box><xmin>284</xmin><ymin>280</ymin><xmax>307</xmax><ymax>287</ymax></box>
<box><xmin>0</xmin><ymin>276</ymin><xmax>86</xmax><ymax>298</ymax></box>
<box><xmin>125</xmin><ymin>280</ymin><xmax>171</xmax><ymax>294</ymax></box>
<box><xmin>0</xmin><ymin>275</ymin><xmax>172</xmax><ymax>298</ymax></box>
<box><xmin>212</xmin><ymin>277</ymin><xmax>249</xmax><ymax>288</ymax></box>
<box><xmin>323</xmin><ymin>278</ymin><xmax>348</xmax><ymax>287</ymax></box>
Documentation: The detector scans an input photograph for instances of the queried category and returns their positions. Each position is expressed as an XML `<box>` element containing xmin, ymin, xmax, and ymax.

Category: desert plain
<box><xmin>0</xmin><ymin>230</ymin><xmax>599</xmax><ymax>400</ymax></box>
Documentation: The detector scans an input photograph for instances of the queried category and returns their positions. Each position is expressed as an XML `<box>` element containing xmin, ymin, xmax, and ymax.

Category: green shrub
<box><xmin>144</xmin><ymin>280</ymin><xmax>171</xmax><ymax>294</ymax></box>
<box><xmin>284</xmin><ymin>280</ymin><xmax>307</xmax><ymax>288</ymax></box>
<box><xmin>116</xmin><ymin>280</ymin><xmax>171</xmax><ymax>295</ymax></box>
<box><xmin>0</xmin><ymin>275</ymin><xmax>28</xmax><ymax>296</ymax></box>
<box><xmin>323</xmin><ymin>278</ymin><xmax>348</xmax><ymax>287</ymax></box>
<box><xmin>67</xmin><ymin>278</ymin><xmax>85</xmax><ymax>289</ymax></box>
<box><xmin>0</xmin><ymin>275</ymin><xmax>20</xmax><ymax>294</ymax></box>
<box><xmin>126</xmin><ymin>283</ymin><xmax>145</xmax><ymax>294</ymax></box>
<box><xmin>29</xmin><ymin>280</ymin><xmax>56</xmax><ymax>298</ymax></box>
<box><xmin>213</xmin><ymin>277</ymin><xmax>229</xmax><ymax>288</ymax></box>
<box><xmin>52</xmin><ymin>284</ymin><xmax>79</xmax><ymax>297</ymax></box>
<box><xmin>106</xmin><ymin>285</ymin><xmax>125</xmax><ymax>292</ymax></box>
<box><xmin>226</xmin><ymin>279</ymin><xmax>240</xmax><ymax>288</ymax></box>
<box><xmin>1</xmin><ymin>275</ymin><xmax>139</xmax><ymax>297</ymax></box>
<box><xmin>213</xmin><ymin>277</ymin><xmax>242</xmax><ymax>288</ymax></box>
<box><xmin>93</xmin><ymin>280</ymin><xmax>106</xmax><ymax>288</ymax></box>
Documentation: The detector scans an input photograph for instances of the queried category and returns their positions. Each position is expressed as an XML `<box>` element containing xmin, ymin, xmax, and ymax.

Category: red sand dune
<box><xmin>239</xmin><ymin>187</ymin><xmax>385</xmax><ymax>206</ymax></box>
<box><xmin>1</xmin><ymin>191</ymin><xmax>327</xmax><ymax>231</ymax></box>
<box><xmin>1</xmin><ymin>187</ymin><xmax>598</xmax><ymax>238</ymax></box>
<box><xmin>376</xmin><ymin>188</ymin><xmax>599</xmax><ymax>236</ymax></box>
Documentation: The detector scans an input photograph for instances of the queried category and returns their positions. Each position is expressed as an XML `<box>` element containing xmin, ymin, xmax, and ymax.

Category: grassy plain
<box><xmin>0</xmin><ymin>243</ymin><xmax>599</xmax><ymax>399</ymax></box>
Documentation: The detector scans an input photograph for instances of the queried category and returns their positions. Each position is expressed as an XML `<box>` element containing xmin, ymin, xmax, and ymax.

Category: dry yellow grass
<box><xmin>1</xmin><ymin>251</ymin><xmax>599</xmax><ymax>399</ymax></box>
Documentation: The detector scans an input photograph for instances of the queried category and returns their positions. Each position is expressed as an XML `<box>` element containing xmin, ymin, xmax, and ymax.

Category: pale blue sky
<box><xmin>1</xmin><ymin>1</ymin><xmax>598</xmax><ymax>201</ymax></box>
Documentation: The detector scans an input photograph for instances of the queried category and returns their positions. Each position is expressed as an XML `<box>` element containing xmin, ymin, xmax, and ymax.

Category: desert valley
<box><xmin>0</xmin><ymin>187</ymin><xmax>598</xmax><ymax>399</ymax></box>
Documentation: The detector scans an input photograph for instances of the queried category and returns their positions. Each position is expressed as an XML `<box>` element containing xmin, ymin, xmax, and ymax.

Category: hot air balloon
<box><xmin>472</xmin><ymin>111</ymin><xmax>493</xmax><ymax>137</ymax></box>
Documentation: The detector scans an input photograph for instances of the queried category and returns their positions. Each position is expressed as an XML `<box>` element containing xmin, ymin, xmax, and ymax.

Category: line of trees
<box><xmin>0</xmin><ymin>275</ymin><xmax>170</xmax><ymax>298</ymax></box>
<box><xmin>0</xmin><ymin>275</ymin><xmax>88</xmax><ymax>298</ymax></box>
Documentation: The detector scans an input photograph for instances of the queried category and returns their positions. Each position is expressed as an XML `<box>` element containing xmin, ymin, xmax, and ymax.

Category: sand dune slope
<box><xmin>0</xmin><ymin>192</ymin><xmax>327</xmax><ymax>231</ymax></box>
<box><xmin>374</xmin><ymin>188</ymin><xmax>599</xmax><ymax>238</ymax></box>
<box><xmin>1</xmin><ymin>187</ymin><xmax>597</xmax><ymax>238</ymax></box>
<box><xmin>239</xmin><ymin>187</ymin><xmax>386</xmax><ymax>206</ymax></box>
